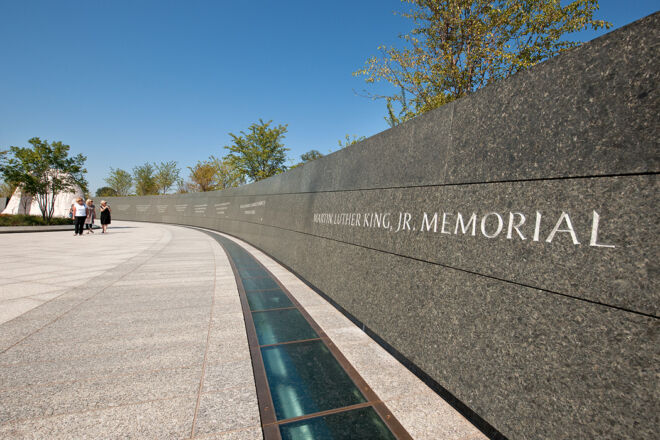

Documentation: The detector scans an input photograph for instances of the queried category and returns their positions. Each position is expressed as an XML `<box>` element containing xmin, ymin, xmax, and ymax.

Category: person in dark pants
<box><xmin>100</xmin><ymin>200</ymin><xmax>111</xmax><ymax>233</ymax></box>
<box><xmin>72</xmin><ymin>197</ymin><xmax>87</xmax><ymax>236</ymax></box>
<box><xmin>84</xmin><ymin>199</ymin><xmax>96</xmax><ymax>234</ymax></box>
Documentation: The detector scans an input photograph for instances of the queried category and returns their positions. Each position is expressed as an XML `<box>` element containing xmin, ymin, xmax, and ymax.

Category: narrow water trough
<box><xmin>205</xmin><ymin>230</ymin><xmax>411</xmax><ymax>440</ymax></box>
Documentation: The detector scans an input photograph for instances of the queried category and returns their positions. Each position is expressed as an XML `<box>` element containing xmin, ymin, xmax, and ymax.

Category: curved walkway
<box><xmin>0</xmin><ymin>221</ymin><xmax>485</xmax><ymax>439</ymax></box>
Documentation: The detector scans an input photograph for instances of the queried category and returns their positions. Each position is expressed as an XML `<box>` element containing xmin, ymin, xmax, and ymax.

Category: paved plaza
<box><xmin>0</xmin><ymin>222</ymin><xmax>484</xmax><ymax>439</ymax></box>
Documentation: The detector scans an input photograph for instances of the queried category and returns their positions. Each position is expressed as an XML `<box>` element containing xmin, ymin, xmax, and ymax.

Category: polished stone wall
<box><xmin>106</xmin><ymin>13</ymin><xmax>659</xmax><ymax>440</ymax></box>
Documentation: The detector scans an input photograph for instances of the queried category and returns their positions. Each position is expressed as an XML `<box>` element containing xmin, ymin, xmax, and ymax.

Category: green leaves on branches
<box><xmin>0</xmin><ymin>137</ymin><xmax>87</xmax><ymax>223</ymax></box>
<box><xmin>132</xmin><ymin>163</ymin><xmax>158</xmax><ymax>196</ymax></box>
<box><xmin>354</xmin><ymin>0</ymin><xmax>611</xmax><ymax>126</ymax></box>
<box><xmin>154</xmin><ymin>161</ymin><xmax>180</xmax><ymax>195</ymax></box>
<box><xmin>95</xmin><ymin>186</ymin><xmax>118</xmax><ymax>197</ymax></box>
<box><xmin>225</xmin><ymin>119</ymin><xmax>289</xmax><ymax>182</ymax></box>
<box><xmin>129</xmin><ymin>161</ymin><xmax>181</xmax><ymax>196</ymax></box>
<box><xmin>104</xmin><ymin>168</ymin><xmax>133</xmax><ymax>196</ymax></box>
<box><xmin>185</xmin><ymin>156</ymin><xmax>244</xmax><ymax>192</ymax></box>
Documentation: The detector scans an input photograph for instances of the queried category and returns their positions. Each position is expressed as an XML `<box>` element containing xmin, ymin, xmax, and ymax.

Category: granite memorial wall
<box><xmin>106</xmin><ymin>13</ymin><xmax>659</xmax><ymax>440</ymax></box>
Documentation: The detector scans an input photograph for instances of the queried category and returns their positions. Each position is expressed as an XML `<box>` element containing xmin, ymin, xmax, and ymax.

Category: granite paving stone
<box><xmin>90</xmin><ymin>284</ymin><xmax>216</xmax><ymax>299</ymax></box>
<box><xmin>326</xmin><ymin>339</ymin><xmax>432</xmax><ymax>401</ymax></box>
<box><xmin>112</xmin><ymin>277</ymin><xmax>215</xmax><ymax>286</ymax></box>
<box><xmin>285</xmin><ymin>285</ymin><xmax>330</xmax><ymax>308</ymax></box>
<box><xmin>324</xmin><ymin>326</ymin><xmax>374</xmax><ymax>347</ymax></box>
<box><xmin>206</xmin><ymin>336</ymin><xmax>251</xmax><ymax>364</ymax></box>
<box><xmin>212</xmin><ymin>295</ymin><xmax>242</xmax><ymax>310</ymax></box>
<box><xmin>202</xmin><ymin>358</ymin><xmax>255</xmax><ymax>392</ymax></box>
<box><xmin>210</xmin><ymin>311</ymin><xmax>246</xmax><ymax>331</ymax></box>
<box><xmin>0</xmin><ymin>222</ymin><xmax>260</xmax><ymax>439</ymax></box>
<box><xmin>0</xmin><ymin>220</ymin><xmax>494</xmax><ymax>438</ymax></box>
<box><xmin>190</xmin><ymin>426</ymin><xmax>263</xmax><ymax>440</ymax></box>
<box><xmin>19</xmin><ymin>320</ymin><xmax>210</xmax><ymax>347</ymax></box>
<box><xmin>0</xmin><ymin>298</ymin><xmax>50</xmax><ymax>325</ymax></box>
<box><xmin>193</xmin><ymin>387</ymin><xmax>261</xmax><ymax>437</ymax></box>
<box><xmin>77</xmin><ymin>295</ymin><xmax>214</xmax><ymax>312</ymax></box>
<box><xmin>0</xmin><ymin>396</ymin><xmax>197</xmax><ymax>439</ymax></box>
<box><xmin>0</xmin><ymin>351</ymin><xmax>201</xmax><ymax>391</ymax></box>
<box><xmin>27</xmin><ymin>271</ymin><xmax>107</xmax><ymax>283</ymax></box>
<box><xmin>386</xmin><ymin>388</ymin><xmax>485</xmax><ymax>440</ymax></box>
<box><xmin>302</xmin><ymin>304</ymin><xmax>358</xmax><ymax>330</ymax></box>
<box><xmin>3</xmin><ymin>265</ymin><xmax>72</xmax><ymax>279</ymax></box>
<box><xmin>0</xmin><ymin>366</ymin><xmax>200</xmax><ymax>423</ymax></box>
<box><xmin>0</xmin><ymin>282</ymin><xmax>64</xmax><ymax>301</ymax></box>
<box><xmin>0</xmin><ymin>331</ymin><xmax>208</xmax><ymax>366</ymax></box>
<box><xmin>68</xmin><ymin>303</ymin><xmax>212</xmax><ymax>321</ymax></box>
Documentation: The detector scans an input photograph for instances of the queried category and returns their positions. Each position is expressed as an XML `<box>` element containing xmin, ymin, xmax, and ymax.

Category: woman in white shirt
<box><xmin>72</xmin><ymin>197</ymin><xmax>87</xmax><ymax>236</ymax></box>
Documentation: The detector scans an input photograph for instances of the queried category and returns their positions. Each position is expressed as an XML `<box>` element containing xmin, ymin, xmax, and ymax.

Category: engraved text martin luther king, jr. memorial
<box><xmin>106</xmin><ymin>13</ymin><xmax>658</xmax><ymax>440</ymax></box>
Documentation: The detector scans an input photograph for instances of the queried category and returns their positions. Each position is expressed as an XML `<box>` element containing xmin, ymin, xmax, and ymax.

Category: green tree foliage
<box><xmin>154</xmin><ymin>161</ymin><xmax>180</xmax><ymax>194</ymax></box>
<box><xmin>290</xmin><ymin>150</ymin><xmax>324</xmax><ymax>169</ymax></box>
<box><xmin>187</xmin><ymin>160</ymin><xmax>219</xmax><ymax>192</ymax></box>
<box><xmin>213</xmin><ymin>156</ymin><xmax>246</xmax><ymax>189</ymax></box>
<box><xmin>225</xmin><ymin>119</ymin><xmax>289</xmax><ymax>182</ymax></box>
<box><xmin>95</xmin><ymin>186</ymin><xmax>118</xmax><ymax>197</ymax></box>
<box><xmin>104</xmin><ymin>168</ymin><xmax>133</xmax><ymax>196</ymax></box>
<box><xmin>0</xmin><ymin>137</ymin><xmax>87</xmax><ymax>223</ymax></box>
<box><xmin>337</xmin><ymin>135</ymin><xmax>367</xmax><ymax>148</ymax></box>
<box><xmin>300</xmin><ymin>150</ymin><xmax>324</xmax><ymax>162</ymax></box>
<box><xmin>133</xmin><ymin>163</ymin><xmax>158</xmax><ymax>196</ymax></box>
<box><xmin>355</xmin><ymin>0</ymin><xmax>610</xmax><ymax>126</ymax></box>
<box><xmin>175</xmin><ymin>178</ymin><xmax>188</xmax><ymax>194</ymax></box>
<box><xmin>0</xmin><ymin>180</ymin><xmax>17</xmax><ymax>198</ymax></box>
<box><xmin>186</xmin><ymin>156</ymin><xmax>244</xmax><ymax>192</ymax></box>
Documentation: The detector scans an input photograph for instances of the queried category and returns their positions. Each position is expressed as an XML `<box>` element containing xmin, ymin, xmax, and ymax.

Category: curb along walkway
<box><xmin>0</xmin><ymin>221</ymin><xmax>485</xmax><ymax>439</ymax></box>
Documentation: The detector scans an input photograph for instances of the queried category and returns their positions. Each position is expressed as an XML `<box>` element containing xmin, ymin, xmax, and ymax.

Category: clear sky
<box><xmin>1</xmin><ymin>0</ymin><xmax>657</xmax><ymax>193</ymax></box>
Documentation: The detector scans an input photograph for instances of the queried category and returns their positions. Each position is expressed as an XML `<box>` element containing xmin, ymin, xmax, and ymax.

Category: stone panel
<box><xmin>267</xmin><ymin>234</ymin><xmax>658</xmax><ymax>440</ymax></box>
<box><xmin>447</xmin><ymin>14</ymin><xmax>659</xmax><ymax>183</ymax></box>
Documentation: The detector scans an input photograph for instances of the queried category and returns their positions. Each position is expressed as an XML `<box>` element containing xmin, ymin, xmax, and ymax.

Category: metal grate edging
<box><xmin>206</xmin><ymin>229</ymin><xmax>413</xmax><ymax>440</ymax></box>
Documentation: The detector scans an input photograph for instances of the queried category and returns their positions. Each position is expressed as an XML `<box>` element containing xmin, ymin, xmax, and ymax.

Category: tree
<box><xmin>354</xmin><ymin>0</ymin><xmax>610</xmax><ymax>126</ymax></box>
<box><xmin>212</xmin><ymin>156</ymin><xmax>246</xmax><ymax>189</ymax></box>
<box><xmin>104</xmin><ymin>168</ymin><xmax>133</xmax><ymax>196</ymax></box>
<box><xmin>133</xmin><ymin>163</ymin><xmax>158</xmax><ymax>196</ymax></box>
<box><xmin>225</xmin><ymin>119</ymin><xmax>289</xmax><ymax>182</ymax></box>
<box><xmin>300</xmin><ymin>150</ymin><xmax>324</xmax><ymax>162</ymax></box>
<box><xmin>154</xmin><ymin>161</ymin><xmax>180</xmax><ymax>194</ymax></box>
<box><xmin>337</xmin><ymin>135</ymin><xmax>367</xmax><ymax>148</ymax></box>
<box><xmin>95</xmin><ymin>186</ymin><xmax>118</xmax><ymax>197</ymax></box>
<box><xmin>0</xmin><ymin>180</ymin><xmax>16</xmax><ymax>198</ymax></box>
<box><xmin>291</xmin><ymin>149</ymin><xmax>324</xmax><ymax>169</ymax></box>
<box><xmin>187</xmin><ymin>160</ymin><xmax>219</xmax><ymax>192</ymax></box>
<box><xmin>186</xmin><ymin>156</ymin><xmax>244</xmax><ymax>192</ymax></box>
<box><xmin>175</xmin><ymin>178</ymin><xmax>188</xmax><ymax>194</ymax></box>
<box><xmin>0</xmin><ymin>137</ymin><xmax>87</xmax><ymax>223</ymax></box>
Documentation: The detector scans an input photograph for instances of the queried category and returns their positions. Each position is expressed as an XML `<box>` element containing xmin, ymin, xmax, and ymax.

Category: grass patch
<box><xmin>0</xmin><ymin>214</ymin><xmax>74</xmax><ymax>226</ymax></box>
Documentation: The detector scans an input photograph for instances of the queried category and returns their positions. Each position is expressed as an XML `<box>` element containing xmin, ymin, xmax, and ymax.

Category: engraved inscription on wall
<box><xmin>215</xmin><ymin>202</ymin><xmax>230</xmax><ymax>215</ymax></box>
<box><xmin>240</xmin><ymin>200</ymin><xmax>265</xmax><ymax>216</ymax></box>
<box><xmin>313</xmin><ymin>210</ymin><xmax>615</xmax><ymax>248</ymax></box>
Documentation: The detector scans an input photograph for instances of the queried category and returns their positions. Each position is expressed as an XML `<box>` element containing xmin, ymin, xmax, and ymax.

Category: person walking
<box><xmin>84</xmin><ymin>199</ymin><xmax>96</xmax><ymax>234</ymax></box>
<box><xmin>72</xmin><ymin>197</ymin><xmax>87</xmax><ymax>236</ymax></box>
<box><xmin>100</xmin><ymin>200</ymin><xmax>111</xmax><ymax>233</ymax></box>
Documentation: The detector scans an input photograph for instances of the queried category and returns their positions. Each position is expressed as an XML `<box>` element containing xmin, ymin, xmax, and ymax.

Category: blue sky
<box><xmin>1</xmin><ymin>0</ymin><xmax>657</xmax><ymax>193</ymax></box>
